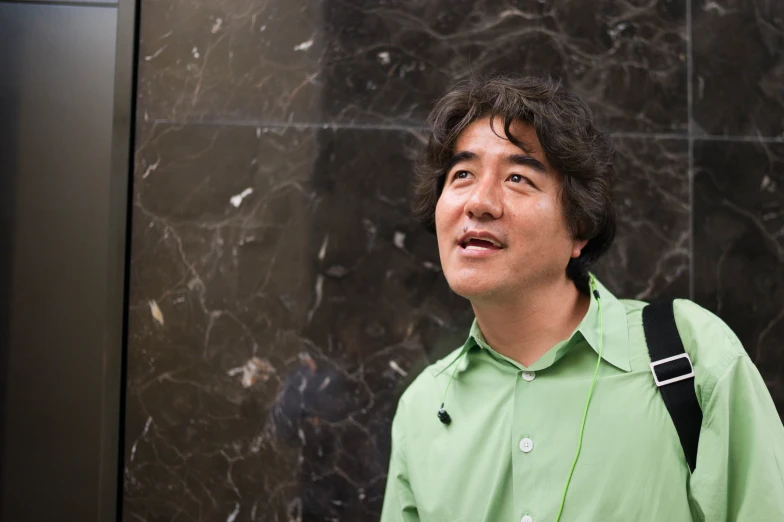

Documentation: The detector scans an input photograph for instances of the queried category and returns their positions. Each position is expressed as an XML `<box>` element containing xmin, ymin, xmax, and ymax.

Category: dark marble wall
<box><xmin>123</xmin><ymin>0</ymin><xmax>784</xmax><ymax>520</ymax></box>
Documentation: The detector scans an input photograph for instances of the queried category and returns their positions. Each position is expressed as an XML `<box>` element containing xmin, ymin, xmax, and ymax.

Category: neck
<box><xmin>471</xmin><ymin>276</ymin><xmax>590</xmax><ymax>367</ymax></box>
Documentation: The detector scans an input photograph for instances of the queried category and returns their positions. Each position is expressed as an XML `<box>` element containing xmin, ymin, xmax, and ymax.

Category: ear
<box><xmin>571</xmin><ymin>238</ymin><xmax>589</xmax><ymax>259</ymax></box>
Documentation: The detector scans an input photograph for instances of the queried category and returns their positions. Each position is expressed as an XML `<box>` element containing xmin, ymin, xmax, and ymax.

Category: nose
<box><xmin>464</xmin><ymin>175</ymin><xmax>503</xmax><ymax>220</ymax></box>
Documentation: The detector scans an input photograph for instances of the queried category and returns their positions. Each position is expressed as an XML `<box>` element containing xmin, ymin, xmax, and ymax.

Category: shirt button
<box><xmin>521</xmin><ymin>516</ymin><xmax>533</xmax><ymax>522</ymax></box>
<box><xmin>519</xmin><ymin>437</ymin><xmax>534</xmax><ymax>453</ymax></box>
<box><xmin>521</xmin><ymin>371</ymin><xmax>536</xmax><ymax>382</ymax></box>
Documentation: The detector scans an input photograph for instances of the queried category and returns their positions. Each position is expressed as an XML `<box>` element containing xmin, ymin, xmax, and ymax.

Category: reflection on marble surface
<box><xmin>124</xmin><ymin>124</ymin><xmax>472</xmax><ymax>521</ymax></box>
<box><xmin>137</xmin><ymin>0</ymin><xmax>687</xmax><ymax>131</ymax></box>
<box><xmin>692</xmin><ymin>0</ymin><xmax>784</xmax><ymax>136</ymax></box>
<box><xmin>595</xmin><ymin>138</ymin><xmax>690</xmax><ymax>300</ymax></box>
<box><xmin>693</xmin><ymin>140</ymin><xmax>784</xmax><ymax>415</ymax></box>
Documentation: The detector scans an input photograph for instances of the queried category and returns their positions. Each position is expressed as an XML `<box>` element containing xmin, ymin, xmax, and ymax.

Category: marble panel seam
<box><xmin>146</xmin><ymin>120</ymin><xmax>784</xmax><ymax>144</ymax></box>
<box><xmin>687</xmin><ymin>0</ymin><xmax>695</xmax><ymax>300</ymax></box>
<box><xmin>150</xmin><ymin>118</ymin><xmax>424</xmax><ymax>133</ymax></box>
<box><xmin>692</xmin><ymin>135</ymin><xmax>784</xmax><ymax>143</ymax></box>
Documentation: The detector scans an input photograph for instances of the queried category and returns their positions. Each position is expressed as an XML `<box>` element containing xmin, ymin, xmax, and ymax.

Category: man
<box><xmin>380</xmin><ymin>76</ymin><xmax>784</xmax><ymax>522</ymax></box>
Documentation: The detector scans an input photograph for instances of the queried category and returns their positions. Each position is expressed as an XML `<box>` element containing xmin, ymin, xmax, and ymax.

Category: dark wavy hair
<box><xmin>413</xmin><ymin>75</ymin><xmax>616</xmax><ymax>294</ymax></box>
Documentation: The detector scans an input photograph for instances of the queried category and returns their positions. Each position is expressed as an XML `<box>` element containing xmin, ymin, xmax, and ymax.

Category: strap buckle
<box><xmin>650</xmin><ymin>353</ymin><xmax>695</xmax><ymax>387</ymax></box>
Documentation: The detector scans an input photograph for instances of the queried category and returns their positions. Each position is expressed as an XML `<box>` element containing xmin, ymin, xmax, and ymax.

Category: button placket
<box><xmin>513</xmin><ymin>366</ymin><xmax>538</xmax><ymax>521</ymax></box>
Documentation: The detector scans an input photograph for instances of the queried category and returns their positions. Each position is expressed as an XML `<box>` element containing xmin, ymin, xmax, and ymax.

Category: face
<box><xmin>434</xmin><ymin>117</ymin><xmax>587</xmax><ymax>303</ymax></box>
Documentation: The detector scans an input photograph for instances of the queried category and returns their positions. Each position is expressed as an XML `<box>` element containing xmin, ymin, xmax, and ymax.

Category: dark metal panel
<box><xmin>0</xmin><ymin>4</ymin><xmax>122</xmax><ymax>521</ymax></box>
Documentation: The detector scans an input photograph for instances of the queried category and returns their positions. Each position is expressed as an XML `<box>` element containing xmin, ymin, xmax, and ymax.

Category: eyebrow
<box><xmin>446</xmin><ymin>151</ymin><xmax>477</xmax><ymax>172</ymax></box>
<box><xmin>506</xmin><ymin>153</ymin><xmax>548</xmax><ymax>174</ymax></box>
<box><xmin>446</xmin><ymin>150</ymin><xmax>549</xmax><ymax>175</ymax></box>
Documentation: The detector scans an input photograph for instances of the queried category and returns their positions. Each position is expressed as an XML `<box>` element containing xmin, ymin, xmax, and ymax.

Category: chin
<box><xmin>445</xmin><ymin>275</ymin><xmax>502</xmax><ymax>301</ymax></box>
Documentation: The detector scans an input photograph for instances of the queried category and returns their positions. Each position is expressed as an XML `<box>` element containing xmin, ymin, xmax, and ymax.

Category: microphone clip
<box><xmin>437</xmin><ymin>404</ymin><xmax>451</xmax><ymax>425</ymax></box>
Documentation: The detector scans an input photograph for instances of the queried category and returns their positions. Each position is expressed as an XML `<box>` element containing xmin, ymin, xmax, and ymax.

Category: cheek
<box><xmin>435</xmin><ymin>193</ymin><xmax>460</xmax><ymax>229</ymax></box>
<box><xmin>519</xmin><ymin>199</ymin><xmax>557</xmax><ymax>234</ymax></box>
<box><xmin>434</xmin><ymin>198</ymin><xmax>446</xmax><ymax>233</ymax></box>
<box><xmin>534</xmin><ymin>199</ymin><xmax>553</xmax><ymax>214</ymax></box>
<box><xmin>434</xmin><ymin>198</ymin><xmax>451</xmax><ymax>249</ymax></box>
<box><xmin>535</xmin><ymin>199</ymin><xmax>568</xmax><ymax>234</ymax></box>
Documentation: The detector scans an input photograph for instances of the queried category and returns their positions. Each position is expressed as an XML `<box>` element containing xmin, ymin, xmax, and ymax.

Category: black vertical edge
<box><xmin>105</xmin><ymin>0</ymin><xmax>140</xmax><ymax>520</ymax></box>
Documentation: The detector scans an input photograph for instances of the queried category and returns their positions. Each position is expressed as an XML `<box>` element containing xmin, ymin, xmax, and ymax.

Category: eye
<box><xmin>454</xmin><ymin>170</ymin><xmax>471</xmax><ymax>180</ymax></box>
<box><xmin>509</xmin><ymin>174</ymin><xmax>526</xmax><ymax>184</ymax></box>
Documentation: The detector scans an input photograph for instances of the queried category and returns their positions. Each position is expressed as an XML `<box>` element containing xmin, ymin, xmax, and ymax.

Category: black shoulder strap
<box><xmin>642</xmin><ymin>299</ymin><xmax>703</xmax><ymax>472</ymax></box>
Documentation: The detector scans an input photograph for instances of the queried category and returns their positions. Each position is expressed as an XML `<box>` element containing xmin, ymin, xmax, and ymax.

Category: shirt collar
<box><xmin>576</xmin><ymin>277</ymin><xmax>631</xmax><ymax>372</ymax></box>
<box><xmin>435</xmin><ymin>275</ymin><xmax>631</xmax><ymax>376</ymax></box>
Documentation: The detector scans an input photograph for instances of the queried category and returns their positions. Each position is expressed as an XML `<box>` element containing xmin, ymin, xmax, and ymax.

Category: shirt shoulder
<box><xmin>620</xmin><ymin>297</ymin><xmax>747</xmax><ymax>406</ymax></box>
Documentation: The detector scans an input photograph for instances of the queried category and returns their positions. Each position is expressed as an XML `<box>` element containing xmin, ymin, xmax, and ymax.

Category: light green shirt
<box><xmin>381</xmin><ymin>278</ymin><xmax>784</xmax><ymax>522</ymax></box>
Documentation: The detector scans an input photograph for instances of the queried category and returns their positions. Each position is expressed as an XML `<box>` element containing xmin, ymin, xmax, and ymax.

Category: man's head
<box><xmin>413</xmin><ymin>76</ymin><xmax>615</xmax><ymax>299</ymax></box>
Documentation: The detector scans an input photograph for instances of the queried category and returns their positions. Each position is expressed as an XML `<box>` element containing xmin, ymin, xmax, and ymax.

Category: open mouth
<box><xmin>460</xmin><ymin>238</ymin><xmax>502</xmax><ymax>251</ymax></box>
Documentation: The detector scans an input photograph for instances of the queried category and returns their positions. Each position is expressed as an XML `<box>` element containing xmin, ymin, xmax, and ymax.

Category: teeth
<box><xmin>465</xmin><ymin>245</ymin><xmax>492</xmax><ymax>251</ymax></box>
<box><xmin>463</xmin><ymin>237</ymin><xmax>501</xmax><ymax>247</ymax></box>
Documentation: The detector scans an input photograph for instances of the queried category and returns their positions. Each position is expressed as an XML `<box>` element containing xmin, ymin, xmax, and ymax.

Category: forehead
<box><xmin>454</xmin><ymin>117</ymin><xmax>541</xmax><ymax>155</ymax></box>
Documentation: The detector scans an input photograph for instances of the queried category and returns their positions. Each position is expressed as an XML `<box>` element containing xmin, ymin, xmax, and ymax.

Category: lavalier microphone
<box><xmin>436</xmin><ymin>350</ymin><xmax>467</xmax><ymax>425</ymax></box>
<box><xmin>437</xmin><ymin>403</ymin><xmax>451</xmax><ymax>425</ymax></box>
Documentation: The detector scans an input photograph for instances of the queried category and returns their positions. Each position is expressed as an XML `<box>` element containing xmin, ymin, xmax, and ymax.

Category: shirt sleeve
<box><xmin>690</xmin><ymin>353</ymin><xmax>784</xmax><ymax>521</ymax></box>
<box><xmin>380</xmin><ymin>399</ymin><xmax>420</xmax><ymax>522</ymax></box>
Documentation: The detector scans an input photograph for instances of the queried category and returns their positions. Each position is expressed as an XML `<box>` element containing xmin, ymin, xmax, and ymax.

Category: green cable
<box><xmin>441</xmin><ymin>350</ymin><xmax>466</xmax><ymax>408</ymax></box>
<box><xmin>440</xmin><ymin>276</ymin><xmax>604</xmax><ymax>521</ymax></box>
<box><xmin>554</xmin><ymin>276</ymin><xmax>604</xmax><ymax>522</ymax></box>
